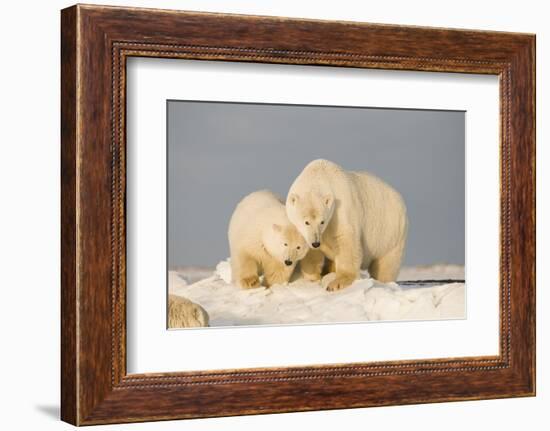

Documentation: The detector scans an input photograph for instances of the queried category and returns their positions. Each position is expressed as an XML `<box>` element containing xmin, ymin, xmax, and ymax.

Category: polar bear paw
<box><xmin>302</xmin><ymin>271</ymin><xmax>322</xmax><ymax>282</ymax></box>
<box><xmin>326</xmin><ymin>275</ymin><xmax>356</xmax><ymax>292</ymax></box>
<box><xmin>238</xmin><ymin>275</ymin><xmax>261</xmax><ymax>289</ymax></box>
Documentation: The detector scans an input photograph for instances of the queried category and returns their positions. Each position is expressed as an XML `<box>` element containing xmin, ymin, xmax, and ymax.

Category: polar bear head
<box><xmin>262</xmin><ymin>223</ymin><xmax>308</xmax><ymax>267</ymax></box>
<box><xmin>286</xmin><ymin>191</ymin><xmax>335</xmax><ymax>249</ymax></box>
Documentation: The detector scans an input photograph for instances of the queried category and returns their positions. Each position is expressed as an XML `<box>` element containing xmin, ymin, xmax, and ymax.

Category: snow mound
<box><xmin>215</xmin><ymin>260</ymin><xmax>232</xmax><ymax>284</ymax></box>
<box><xmin>169</xmin><ymin>260</ymin><xmax>465</xmax><ymax>328</ymax></box>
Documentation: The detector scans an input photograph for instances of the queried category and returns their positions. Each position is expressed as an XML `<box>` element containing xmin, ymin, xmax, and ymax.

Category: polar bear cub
<box><xmin>286</xmin><ymin>159</ymin><xmax>408</xmax><ymax>291</ymax></box>
<box><xmin>228</xmin><ymin>190</ymin><xmax>308</xmax><ymax>289</ymax></box>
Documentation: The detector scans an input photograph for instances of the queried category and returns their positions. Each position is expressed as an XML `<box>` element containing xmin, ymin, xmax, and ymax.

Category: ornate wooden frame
<box><xmin>61</xmin><ymin>4</ymin><xmax>535</xmax><ymax>425</ymax></box>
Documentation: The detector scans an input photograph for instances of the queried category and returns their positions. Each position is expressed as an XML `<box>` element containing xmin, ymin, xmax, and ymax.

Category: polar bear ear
<box><xmin>288</xmin><ymin>194</ymin><xmax>299</xmax><ymax>205</ymax></box>
<box><xmin>324</xmin><ymin>194</ymin><xmax>334</xmax><ymax>207</ymax></box>
<box><xmin>272</xmin><ymin>224</ymin><xmax>282</xmax><ymax>232</ymax></box>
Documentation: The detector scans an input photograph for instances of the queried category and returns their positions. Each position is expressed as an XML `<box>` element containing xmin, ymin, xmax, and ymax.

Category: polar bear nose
<box><xmin>284</xmin><ymin>259</ymin><xmax>293</xmax><ymax>266</ymax></box>
<box><xmin>311</xmin><ymin>242</ymin><xmax>321</xmax><ymax>248</ymax></box>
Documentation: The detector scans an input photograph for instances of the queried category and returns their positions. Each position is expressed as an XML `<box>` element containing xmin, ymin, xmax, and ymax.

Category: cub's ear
<box><xmin>272</xmin><ymin>224</ymin><xmax>282</xmax><ymax>232</ymax></box>
<box><xmin>324</xmin><ymin>194</ymin><xmax>334</xmax><ymax>207</ymax></box>
<box><xmin>288</xmin><ymin>193</ymin><xmax>299</xmax><ymax>205</ymax></box>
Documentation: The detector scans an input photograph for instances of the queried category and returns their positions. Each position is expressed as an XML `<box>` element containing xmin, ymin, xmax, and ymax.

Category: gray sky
<box><xmin>168</xmin><ymin>101</ymin><xmax>465</xmax><ymax>268</ymax></box>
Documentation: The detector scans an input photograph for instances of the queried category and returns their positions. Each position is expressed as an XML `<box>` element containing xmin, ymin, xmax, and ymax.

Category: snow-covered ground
<box><xmin>169</xmin><ymin>260</ymin><xmax>465</xmax><ymax>328</ymax></box>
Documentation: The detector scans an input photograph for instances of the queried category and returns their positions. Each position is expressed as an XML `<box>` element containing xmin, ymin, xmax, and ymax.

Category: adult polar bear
<box><xmin>286</xmin><ymin>159</ymin><xmax>408</xmax><ymax>291</ymax></box>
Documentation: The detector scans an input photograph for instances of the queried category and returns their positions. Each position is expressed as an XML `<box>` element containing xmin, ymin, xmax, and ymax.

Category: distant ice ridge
<box><xmin>168</xmin><ymin>259</ymin><xmax>465</xmax><ymax>328</ymax></box>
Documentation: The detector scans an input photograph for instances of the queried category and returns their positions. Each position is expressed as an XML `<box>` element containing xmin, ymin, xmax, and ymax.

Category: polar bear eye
<box><xmin>320</xmin><ymin>221</ymin><xmax>325</xmax><ymax>225</ymax></box>
<box><xmin>297</xmin><ymin>246</ymin><xmax>301</xmax><ymax>250</ymax></box>
<box><xmin>284</xmin><ymin>243</ymin><xmax>288</xmax><ymax>247</ymax></box>
<box><xmin>305</xmin><ymin>221</ymin><xmax>310</xmax><ymax>226</ymax></box>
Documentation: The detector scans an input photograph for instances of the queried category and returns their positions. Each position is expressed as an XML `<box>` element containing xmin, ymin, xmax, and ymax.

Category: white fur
<box><xmin>167</xmin><ymin>294</ymin><xmax>209</xmax><ymax>328</ymax></box>
<box><xmin>286</xmin><ymin>159</ymin><xmax>408</xmax><ymax>290</ymax></box>
<box><xmin>228</xmin><ymin>190</ymin><xmax>308</xmax><ymax>289</ymax></box>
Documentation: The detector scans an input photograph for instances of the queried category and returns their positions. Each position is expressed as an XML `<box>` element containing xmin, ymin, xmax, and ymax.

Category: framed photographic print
<box><xmin>163</xmin><ymin>99</ymin><xmax>466</xmax><ymax>330</ymax></box>
<box><xmin>61</xmin><ymin>4</ymin><xmax>536</xmax><ymax>425</ymax></box>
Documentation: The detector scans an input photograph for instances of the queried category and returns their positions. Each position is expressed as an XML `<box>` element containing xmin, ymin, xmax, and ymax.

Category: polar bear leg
<box><xmin>326</xmin><ymin>234</ymin><xmax>362</xmax><ymax>291</ymax></box>
<box><xmin>300</xmin><ymin>249</ymin><xmax>325</xmax><ymax>281</ymax></box>
<box><xmin>323</xmin><ymin>258</ymin><xmax>336</xmax><ymax>275</ymax></box>
<box><xmin>369</xmin><ymin>241</ymin><xmax>405</xmax><ymax>283</ymax></box>
<box><xmin>263</xmin><ymin>260</ymin><xmax>294</xmax><ymax>287</ymax></box>
<box><xmin>232</xmin><ymin>253</ymin><xmax>261</xmax><ymax>289</ymax></box>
